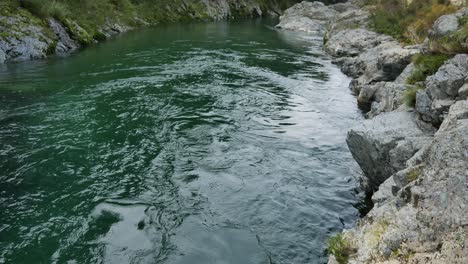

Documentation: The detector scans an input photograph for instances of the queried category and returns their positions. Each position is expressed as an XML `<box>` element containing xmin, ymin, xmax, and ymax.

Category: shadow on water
<box><xmin>0</xmin><ymin>19</ymin><xmax>363</xmax><ymax>264</ymax></box>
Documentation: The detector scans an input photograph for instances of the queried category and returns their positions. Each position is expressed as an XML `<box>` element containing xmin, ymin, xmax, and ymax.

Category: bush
<box><xmin>327</xmin><ymin>233</ymin><xmax>352</xmax><ymax>264</ymax></box>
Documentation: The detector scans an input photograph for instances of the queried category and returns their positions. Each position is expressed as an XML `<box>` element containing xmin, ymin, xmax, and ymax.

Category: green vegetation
<box><xmin>406</xmin><ymin>167</ymin><xmax>422</xmax><ymax>182</ymax></box>
<box><xmin>367</xmin><ymin>0</ymin><xmax>458</xmax><ymax>44</ymax></box>
<box><xmin>327</xmin><ymin>233</ymin><xmax>352</xmax><ymax>264</ymax></box>
<box><xmin>404</xmin><ymin>85</ymin><xmax>424</xmax><ymax>107</ymax></box>
<box><xmin>406</xmin><ymin>53</ymin><xmax>451</xmax><ymax>85</ymax></box>
<box><xmin>0</xmin><ymin>0</ymin><xmax>300</xmax><ymax>46</ymax></box>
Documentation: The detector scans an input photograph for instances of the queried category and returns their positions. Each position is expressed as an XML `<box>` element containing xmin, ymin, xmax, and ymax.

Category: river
<box><xmin>0</xmin><ymin>19</ymin><xmax>362</xmax><ymax>264</ymax></box>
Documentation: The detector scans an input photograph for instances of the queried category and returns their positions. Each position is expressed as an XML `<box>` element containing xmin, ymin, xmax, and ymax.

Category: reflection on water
<box><xmin>0</xmin><ymin>20</ymin><xmax>362</xmax><ymax>264</ymax></box>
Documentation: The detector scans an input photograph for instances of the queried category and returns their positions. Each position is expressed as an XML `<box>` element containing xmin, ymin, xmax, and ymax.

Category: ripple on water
<box><xmin>0</xmin><ymin>20</ymin><xmax>361</xmax><ymax>264</ymax></box>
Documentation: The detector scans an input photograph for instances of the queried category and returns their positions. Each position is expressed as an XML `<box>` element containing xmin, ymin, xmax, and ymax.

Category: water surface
<box><xmin>0</xmin><ymin>20</ymin><xmax>361</xmax><ymax>264</ymax></box>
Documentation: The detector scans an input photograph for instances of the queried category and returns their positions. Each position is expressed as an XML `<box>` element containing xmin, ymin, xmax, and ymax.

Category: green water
<box><xmin>0</xmin><ymin>20</ymin><xmax>362</xmax><ymax>264</ymax></box>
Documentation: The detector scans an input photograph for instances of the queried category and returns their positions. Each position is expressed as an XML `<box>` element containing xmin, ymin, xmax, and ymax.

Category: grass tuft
<box><xmin>406</xmin><ymin>53</ymin><xmax>451</xmax><ymax>85</ymax></box>
<box><xmin>404</xmin><ymin>85</ymin><xmax>424</xmax><ymax>107</ymax></box>
<box><xmin>327</xmin><ymin>233</ymin><xmax>352</xmax><ymax>264</ymax></box>
<box><xmin>367</xmin><ymin>0</ymin><xmax>458</xmax><ymax>44</ymax></box>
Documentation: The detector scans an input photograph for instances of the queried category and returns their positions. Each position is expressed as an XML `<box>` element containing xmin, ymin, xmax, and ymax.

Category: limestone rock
<box><xmin>0</xmin><ymin>48</ymin><xmax>5</xmax><ymax>64</ymax></box>
<box><xmin>458</xmin><ymin>83</ymin><xmax>468</xmax><ymax>100</ymax></box>
<box><xmin>346</xmin><ymin>111</ymin><xmax>433</xmax><ymax>192</ymax></box>
<box><xmin>276</xmin><ymin>16</ymin><xmax>327</xmax><ymax>34</ymax></box>
<box><xmin>325</xmin><ymin>29</ymin><xmax>392</xmax><ymax>57</ymax></box>
<box><xmin>276</xmin><ymin>1</ymin><xmax>337</xmax><ymax>34</ymax></box>
<box><xmin>343</xmin><ymin>102</ymin><xmax>468</xmax><ymax>264</ymax></box>
<box><xmin>416</xmin><ymin>54</ymin><xmax>468</xmax><ymax>125</ymax></box>
<box><xmin>426</xmin><ymin>54</ymin><xmax>468</xmax><ymax>100</ymax></box>
<box><xmin>48</xmin><ymin>18</ymin><xmax>79</xmax><ymax>54</ymax></box>
<box><xmin>430</xmin><ymin>14</ymin><xmax>460</xmax><ymax>38</ymax></box>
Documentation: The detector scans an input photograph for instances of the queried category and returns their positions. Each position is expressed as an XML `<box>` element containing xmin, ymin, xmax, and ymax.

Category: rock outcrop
<box><xmin>346</xmin><ymin>111</ymin><xmax>433</xmax><ymax>192</ymax></box>
<box><xmin>0</xmin><ymin>0</ymin><xmax>301</xmax><ymax>64</ymax></box>
<box><xmin>344</xmin><ymin>101</ymin><xmax>468</xmax><ymax>264</ymax></box>
<box><xmin>276</xmin><ymin>1</ymin><xmax>468</xmax><ymax>264</ymax></box>
<box><xmin>416</xmin><ymin>54</ymin><xmax>468</xmax><ymax>126</ymax></box>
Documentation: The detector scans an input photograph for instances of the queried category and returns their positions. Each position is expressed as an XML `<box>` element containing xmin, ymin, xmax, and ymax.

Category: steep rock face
<box><xmin>344</xmin><ymin>101</ymin><xmax>468</xmax><ymax>264</ymax></box>
<box><xmin>346</xmin><ymin>111</ymin><xmax>433</xmax><ymax>192</ymax></box>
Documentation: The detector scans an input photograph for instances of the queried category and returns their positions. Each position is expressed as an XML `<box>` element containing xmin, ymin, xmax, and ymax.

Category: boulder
<box><xmin>359</xmin><ymin>82</ymin><xmax>408</xmax><ymax>118</ymax></box>
<box><xmin>346</xmin><ymin>42</ymin><xmax>418</xmax><ymax>95</ymax></box>
<box><xmin>276</xmin><ymin>16</ymin><xmax>327</xmax><ymax>34</ymax></box>
<box><xmin>276</xmin><ymin>1</ymin><xmax>338</xmax><ymax>34</ymax></box>
<box><xmin>416</xmin><ymin>54</ymin><xmax>468</xmax><ymax>125</ymax></box>
<box><xmin>426</xmin><ymin>54</ymin><xmax>468</xmax><ymax>100</ymax></box>
<box><xmin>325</xmin><ymin>29</ymin><xmax>392</xmax><ymax>57</ymax></box>
<box><xmin>346</xmin><ymin>111</ymin><xmax>433</xmax><ymax>192</ymax></box>
<box><xmin>280</xmin><ymin>1</ymin><xmax>337</xmax><ymax>21</ymax></box>
<box><xmin>430</xmin><ymin>13</ymin><xmax>460</xmax><ymax>38</ymax></box>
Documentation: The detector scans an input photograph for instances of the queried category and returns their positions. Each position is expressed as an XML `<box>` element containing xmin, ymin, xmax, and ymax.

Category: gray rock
<box><xmin>346</xmin><ymin>111</ymin><xmax>433</xmax><ymax>192</ymax></box>
<box><xmin>0</xmin><ymin>48</ymin><xmax>5</xmax><ymax>64</ymax></box>
<box><xmin>48</xmin><ymin>18</ymin><xmax>79</xmax><ymax>54</ymax></box>
<box><xmin>458</xmin><ymin>83</ymin><xmax>468</xmax><ymax>100</ymax></box>
<box><xmin>276</xmin><ymin>1</ymin><xmax>337</xmax><ymax>34</ymax></box>
<box><xmin>438</xmin><ymin>100</ymin><xmax>468</xmax><ymax>133</ymax></box>
<box><xmin>276</xmin><ymin>16</ymin><xmax>327</xmax><ymax>34</ymax></box>
<box><xmin>395</xmin><ymin>63</ymin><xmax>416</xmax><ymax>84</ymax></box>
<box><xmin>430</xmin><ymin>14</ymin><xmax>459</xmax><ymax>37</ymax></box>
<box><xmin>0</xmin><ymin>14</ymin><xmax>54</xmax><ymax>63</ymax></box>
<box><xmin>416</xmin><ymin>54</ymin><xmax>468</xmax><ymax>124</ymax></box>
<box><xmin>362</xmin><ymin>82</ymin><xmax>408</xmax><ymax>118</ymax></box>
<box><xmin>426</xmin><ymin>54</ymin><xmax>468</xmax><ymax>100</ymax></box>
<box><xmin>281</xmin><ymin>1</ymin><xmax>337</xmax><ymax>21</ymax></box>
<box><xmin>345</xmin><ymin>42</ymin><xmax>418</xmax><ymax>99</ymax></box>
<box><xmin>325</xmin><ymin>8</ymin><xmax>369</xmax><ymax>41</ymax></box>
<box><xmin>344</xmin><ymin>104</ymin><xmax>468</xmax><ymax>263</ymax></box>
<box><xmin>325</xmin><ymin>29</ymin><xmax>392</xmax><ymax>57</ymax></box>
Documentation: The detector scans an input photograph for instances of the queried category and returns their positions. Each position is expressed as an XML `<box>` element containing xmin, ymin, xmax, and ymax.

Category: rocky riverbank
<box><xmin>0</xmin><ymin>0</ymin><xmax>311</xmax><ymax>64</ymax></box>
<box><xmin>277</xmin><ymin>1</ymin><xmax>467</xmax><ymax>263</ymax></box>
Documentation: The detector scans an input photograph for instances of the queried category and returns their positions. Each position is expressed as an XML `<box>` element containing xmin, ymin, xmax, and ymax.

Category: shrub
<box><xmin>20</xmin><ymin>0</ymin><xmax>69</xmax><ymax>20</ymax></box>
<box><xmin>327</xmin><ymin>233</ymin><xmax>352</xmax><ymax>264</ymax></box>
<box><xmin>404</xmin><ymin>85</ymin><xmax>424</xmax><ymax>107</ymax></box>
<box><xmin>368</xmin><ymin>0</ymin><xmax>458</xmax><ymax>44</ymax></box>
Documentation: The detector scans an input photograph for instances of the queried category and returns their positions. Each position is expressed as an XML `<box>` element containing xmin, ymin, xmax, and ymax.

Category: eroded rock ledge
<box><xmin>278</xmin><ymin>1</ymin><xmax>467</xmax><ymax>263</ymax></box>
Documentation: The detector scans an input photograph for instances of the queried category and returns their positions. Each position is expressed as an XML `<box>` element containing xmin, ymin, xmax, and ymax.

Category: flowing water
<box><xmin>0</xmin><ymin>20</ymin><xmax>362</xmax><ymax>264</ymax></box>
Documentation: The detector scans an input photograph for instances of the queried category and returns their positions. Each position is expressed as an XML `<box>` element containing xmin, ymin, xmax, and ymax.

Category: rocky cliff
<box><xmin>0</xmin><ymin>0</ymin><xmax>310</xmax><ymax>64</ymax></box>
<box><xmin>278</xmin><ymin>1</ymin><xmax>467</xmax><ymax>263</ymax></box>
